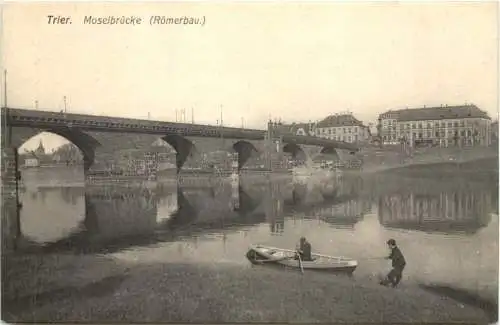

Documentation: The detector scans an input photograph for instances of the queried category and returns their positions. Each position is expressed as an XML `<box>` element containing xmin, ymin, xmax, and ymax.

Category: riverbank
<box><xmin>359</xmin><ymin>146</ymin><xmax>498</xmax><ymax>175</ymax></box>
<box><xmin>2</xmin><ymin>253</ymin><xmax>493</xmax><ymax>323</ymax></box>
<box><xmin>380</xmin><ymin>157</ymin><xmax>498</xmax><ymax>183</ymax></box>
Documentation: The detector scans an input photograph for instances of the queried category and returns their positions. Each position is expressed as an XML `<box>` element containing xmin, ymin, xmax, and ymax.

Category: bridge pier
<box><xmin>1</xmin><ymin>141</ymin><xmax>23</xmax><ymax>253</ymax></box>
<box><xmin>1</xmin><ymin>194</ymin><xmax>21</xmax><ymax>253</ymax></box>
<box><xmin>1</xmin><ymin>148</ymin><xmax>19</xmax><ymax>194</ymax></box>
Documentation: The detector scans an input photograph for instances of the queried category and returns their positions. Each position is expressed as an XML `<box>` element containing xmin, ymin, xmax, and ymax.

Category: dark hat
<box><xmin>387</xmin><ymin>239</ymin><xmax>396</xmax><ymax>246</ymax></box>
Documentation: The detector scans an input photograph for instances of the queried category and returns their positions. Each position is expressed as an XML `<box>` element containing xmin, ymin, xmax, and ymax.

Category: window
<box><xmin>460</xmin><ymin>121</ymin><xmax>465</xmax><ymax>127</ymax></box>
<box><xmin>448</xmin><ymin>122</ymin><xmax>452</xmax><ymax>127</ymax></box>
<box><xmin>453</xmin><ymin>122</ymin><xmax>458</xmax><ymax>127</ymax></box>
<box><xmin>348</xmin><ymin>128</ymin><xmax>352</xmax><ymax>134</ymax></box>
<box><xmin>328</xmin><ymin>129</ymin><xmax>332</xmax><ymax>134</ymax></box>
<box><xmin>427</xmin><ymin>123</ymin><xmax>432</xmax><ymax>129</ymax></box>
<box><xmin>418</xmin><ymin>123</ymin><xmax>422</xmax><ymax>128</ymax></box>
<box><xmin>435</xmin><ymin>131</ymin><xmax>439</xmax><ymax>137</ymax></box>
<box><xmin>332</xmin><ymin>128</ymin><xmax>336</xmax><ymax>134</ymax></box>
<box><xmin>412</xmin><ymin>123</ymin><xmax>416</xmax><ymax>128</ymax></box>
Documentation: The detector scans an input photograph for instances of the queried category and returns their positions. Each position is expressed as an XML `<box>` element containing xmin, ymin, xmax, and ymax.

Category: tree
<box><xmin>52</xmin><ymin>143</ymin><xmax>83</xmax><ymax>164</ymax></box>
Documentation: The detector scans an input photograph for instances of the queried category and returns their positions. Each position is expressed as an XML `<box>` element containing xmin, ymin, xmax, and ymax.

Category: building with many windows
<box><xmin>315</xmin><ymin>113</ymin><xmax>370</xmax><ymax>144</ymax></box>
<box><xmin>378</xmin><ymin>104</ymin><xmax>492</xmax><ymax>147</ymax></box>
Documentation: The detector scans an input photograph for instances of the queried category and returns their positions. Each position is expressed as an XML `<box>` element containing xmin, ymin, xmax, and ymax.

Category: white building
<box><xmin>24</xmin><ymin>158</ymin><xmax>40</xmax><ymax>167</ymax></box>
<box><xmin>315</xmin><ymin>113</ymin><xmax>370</xmax><ymax>144</ymax></box>
<box><xmin>378</xmin><ymin>104</ymin><xmax>492</xmax><ymax>147</ymax></box>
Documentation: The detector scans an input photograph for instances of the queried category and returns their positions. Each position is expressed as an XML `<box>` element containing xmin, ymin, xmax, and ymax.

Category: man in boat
<box><xmin>380</xmin><ymin>239</ymin><xmax>406</xmax><ymax>288</ymax></box>
<box><xmin>295</xmin><ymin>237</ymin><xmax>313</xmax><ymax>261</ymax></box>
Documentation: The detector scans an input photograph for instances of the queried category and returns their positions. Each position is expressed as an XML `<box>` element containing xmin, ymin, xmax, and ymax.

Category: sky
<box><xmin>2</xmin><ymin>2</ymin><xmax>498</xmax><ymax>150</ymax></box>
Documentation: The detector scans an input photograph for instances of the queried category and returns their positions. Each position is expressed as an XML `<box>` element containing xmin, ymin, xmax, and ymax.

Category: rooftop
<box><xmin>379</xmin><ymin>105</ymin><xmax>490</xmax><ymax>122</ymax></box>
<box><xmin>317</xmin><ymin>114</ymin><xmax>365</xmax><ymax>128</ymax></box>
<box><xmin>290</xmin><ymin>122</ymin><xmax>315</xmax><ymax>134</ymax></box>
<box><xmin>279</xmin><ymin>121</ymin><xmax>316</xmax><ymax>136</ymax></box>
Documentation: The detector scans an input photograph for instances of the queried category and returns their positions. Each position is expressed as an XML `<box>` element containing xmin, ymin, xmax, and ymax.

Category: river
<box><xmin>7</xmin><ymin>165</ymin><xmax>498</xmax><ymax>305</ymax></box>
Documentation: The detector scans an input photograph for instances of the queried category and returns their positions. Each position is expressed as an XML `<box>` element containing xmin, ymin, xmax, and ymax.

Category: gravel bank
<box><xmin>2</xmin><ymin>253</ymin><xmax>492</xmax><ymax>323</ymax></box>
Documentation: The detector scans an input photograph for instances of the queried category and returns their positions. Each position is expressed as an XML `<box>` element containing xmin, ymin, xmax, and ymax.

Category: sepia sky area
<box><xmin>2</xmin><ymin>2</ymin><xmax>498</xmax><ymax>150</ymax></box>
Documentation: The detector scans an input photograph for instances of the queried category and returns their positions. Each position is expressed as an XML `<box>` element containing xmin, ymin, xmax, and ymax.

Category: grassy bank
<box><xmin>2</xmin><ymin>253</ymin><xmax>493</xmax><ymax>323</ymax></box>
<box><xmin>378</xmin><ymin>157</ymin><xmax>498</xmax><ymax>182</ymax></box>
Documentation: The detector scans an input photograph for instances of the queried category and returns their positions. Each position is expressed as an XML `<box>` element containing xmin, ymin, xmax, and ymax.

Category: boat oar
<box><xmin>358</xmin><ymin>257</ymin><xmax>387</xmax><ymax>261</ymax></box>
<box><xmin>367</xmin><ymin>257</ymin><xmax>387</xmax><ymax>260</ymax></box>
<box><xmin>296</xmin><ymin>250</ymin><xmax>304</xmax><ymax>274</ymax></box>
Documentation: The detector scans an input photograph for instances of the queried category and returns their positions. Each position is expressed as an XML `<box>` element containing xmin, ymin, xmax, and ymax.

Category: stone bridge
<box><xmin>1</xmin><ymin>108</ymin><xmax>359</xmax><ymax>184</ymax></box>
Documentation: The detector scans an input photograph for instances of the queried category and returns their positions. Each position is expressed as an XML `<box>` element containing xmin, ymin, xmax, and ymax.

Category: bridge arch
<box><xmin>319</xmin><ymin>146</ymin><xmax>340</xmax><ymax>160</ymax></box>
<box><xmin>232</xmin><ymin>140</ymin><xmax>258</xmax><ymax>170</ymax></box>
<box><xmin>283</xmin><ymin>143</ymin><xmax>308</xmax><ymax>162</ymax></box>
<box><xmin>161</xmin><ymin>134</ymin><xmax>197</xmax><ymax>172</ymax></box>
<box><xmin>16</xmin><ymin>127</ymin><xmax>101</xmax><ymax>171</ymax></box>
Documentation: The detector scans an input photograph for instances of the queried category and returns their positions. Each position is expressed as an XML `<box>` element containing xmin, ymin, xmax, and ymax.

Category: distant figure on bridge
<box><xmin>295</xmin><ymin>237</ymin><xmax>313</xmax><ymax>261</ymax></box>
<box><xmin>379</xmin><ymin>239</ymin><xmax>406</xmax><ymax>288</ymax></box>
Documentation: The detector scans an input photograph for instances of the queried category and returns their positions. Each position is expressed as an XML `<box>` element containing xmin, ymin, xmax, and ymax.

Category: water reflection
<box><xmin>0</xmin><ymin>175</ymin><xmax>489</xmax><ymax>256</ymax></box>
<box><xmin>377</xmin><ymin>178</ymin><xmax>493</xmax><ymax>234</ymax></box>
<box><xmin>10</xmin><ymin>177</ymin><xmax>363</xmax><ymax>252</ymax></box>
<box><xmin>9</xmin><ymin>173</ymin><xmax>496</xmax><ymax>253</ymax></box>
<box><xmin>19</xmin><ymin>187</ymin><xmax>85</xmax><ymax>244</ymax></box>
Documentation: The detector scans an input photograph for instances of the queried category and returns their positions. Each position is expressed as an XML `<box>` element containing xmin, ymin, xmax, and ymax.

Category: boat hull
<box><xmin>246</xmin><ymin>245</ymin><xmax>357</xmax><ymax>274</ymax></box>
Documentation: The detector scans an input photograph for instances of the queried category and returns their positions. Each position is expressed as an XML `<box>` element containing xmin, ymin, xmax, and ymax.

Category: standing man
<box><xmin>380</xmin><ymin>239</ymin><xmax>406</xmax><ymax>288</ymax></box>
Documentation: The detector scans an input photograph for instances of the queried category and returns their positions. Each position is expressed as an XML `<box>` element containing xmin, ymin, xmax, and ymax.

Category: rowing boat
<box><xmin>245</xmin><ymin>244</ymin><xmax>358</xmax><ymax>274</ymax></box>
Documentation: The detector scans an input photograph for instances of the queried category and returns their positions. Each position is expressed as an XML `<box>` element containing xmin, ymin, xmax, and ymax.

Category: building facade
<box><xmin>315</xmin><ymin>113</ymin><xmax>370</xmax><ymax>144</ymax></box>
<box><xmin>378</xmin><ymin>104</ymin><xmax>492</xmax><ymax>147</ymax></box>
